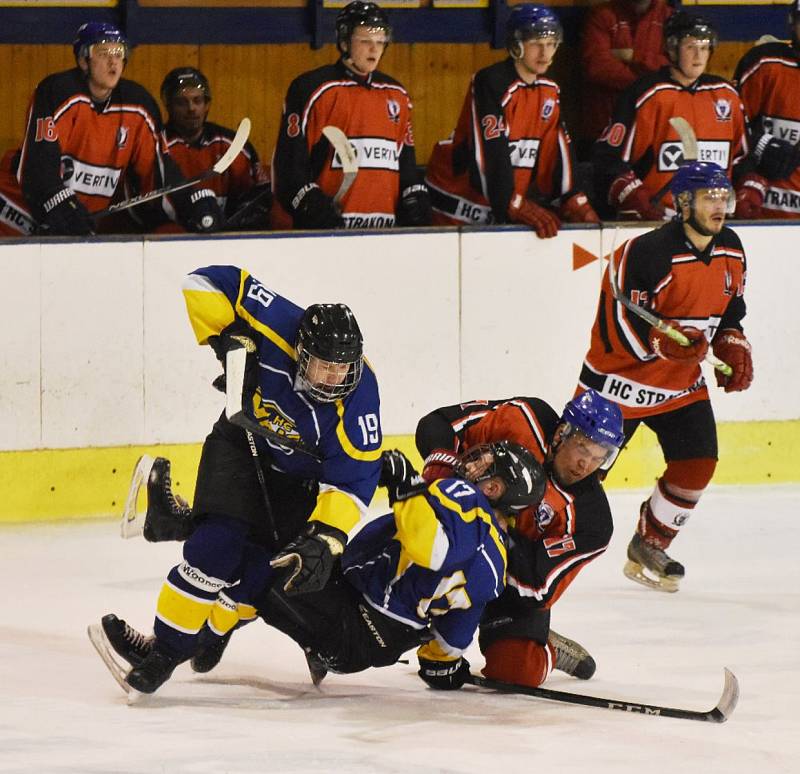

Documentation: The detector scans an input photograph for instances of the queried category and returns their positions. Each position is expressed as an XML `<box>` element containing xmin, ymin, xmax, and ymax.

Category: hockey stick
<box><xmin>92</xmin><ymin>117</ymin><xmax>252</xmax><ymax>220</ymax></box>
<box><xmin>224</xmin><ymin>345</ymin><xmax>321</xmax><ymax>463</ymax></box>
<box><xmin>650</xmin><ymin>116</ymin><xmax>699</xmax><ymax>206</ymax></box>
<box><xmin>466</xmin><ymin>668</ymin><xmax>739</xmax><ymax>723</ymax></box>
<box><xmin>607</xmin><ymin>229</ymin><xmax>733</xmax><ymax>376</ymax></box>
<box><xmin>322</xmin><ymin>126</ymin><xmax>358</xmax><ymax>207</ymax></box>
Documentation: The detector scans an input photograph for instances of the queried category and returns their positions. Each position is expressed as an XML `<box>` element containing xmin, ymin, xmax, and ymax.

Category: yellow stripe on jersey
<box><xmin>155</xmin><ymin>581</ymin><xmax>214</xmax><ymax>634</ymax></box>
<box><xmin>182</xmin><ymin>274</ymin><xmax>236</xmax><ymax>344</ymax></box>
<box><xmin>309</xmin><ymin>487</ymin><xmax>363</xmax><ymax>534</ymax></box>
<box><xmin>335</xmin><ymin>401</ymin><xmax>382</xmax><ymax>462</ymax></box>
<box><xmin>393</xmin><ymin>496</ymin><xmax>449</xmax><ymax>571</ymax></box>
<box><xmin>234</xmin><ymin>271</ymin><xmax>297</xmax><ymax>360</ymax></box>
<box><xmin>428</xmin><ymin>481</ymin><xmax>507</xmax><ymax>566</ymax></box>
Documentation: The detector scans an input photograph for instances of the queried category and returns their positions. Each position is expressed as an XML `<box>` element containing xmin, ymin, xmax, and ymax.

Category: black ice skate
<box><xmin>549</xmin><ymin>629</ymin><xmax>596</xmax><ymax>680</ymax></box>
<box><xmin>190</xmin><ymin>628</ymin><xmax>234</xmax><ymax>674</ymax></box>
<box><xmin>623</xmin><ymin>532</ymin><xmax>685</xmax><ymax>593</ymax></box>
<box><xmin>304</xmin><ymin>648</ymin><xmax>328</xmax><ymax>687</ymax></box>
<box><xmin>126</xmin><ymin>645</ymin><xmax>182</xmax><ymax>694</ymax></box>
<box><xmin>101</xmin><ymin>613</ymin><xmax>153</xmax><ymax>668</ymax></box>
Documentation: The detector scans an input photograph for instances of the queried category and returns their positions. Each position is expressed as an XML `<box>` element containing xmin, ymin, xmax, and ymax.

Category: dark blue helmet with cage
<box><xmin>506</xmin><ymin>4</ymin><xmax>563</xmax><ymax>60</ymax></box>
<box><xmin>72</xmin><ymin>21</ymin><xmax>128</xmax><ymax>63</ymax></box>
<box><xmin>559</xmin><ymin>390</ymin><xmax>624</xmax><ymax>469</ymax></box>
<box><xmin>670</xmin><ymin>161</ymin><xmax>734</xmax><ymax>214</ymax></box>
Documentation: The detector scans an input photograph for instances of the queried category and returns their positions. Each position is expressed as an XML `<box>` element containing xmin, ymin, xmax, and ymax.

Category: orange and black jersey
<box><xmin>735</xmin><ymin>41</ymin><xmax>800</xmax><ymax>217</ymax></box>
<box><xmin>416</xmin><ymin>397</ymin><xmax>613</xmax><ymax>612</ymax></box>
<box><xmin>579</xmin><ymin>220</ymin><xmax>747</xmax><ymax>419</ymax></box>
<box><xmin>273</xmin><ymin>59</ymin><xmax>420</xmax><ymax>229</ymax></box>
<box><xmin>17</xmin><ymin>67</ymin><xmax>165</xmax><ymax>219</ymax></box>
<box><xmin>164</xmin><ymin>120</ymin><xmax>265</xmax><ymax>217</ymax></box>
<box><xmin>425</xmin><ymin>58</ymin><xmax>578</xmax><ymax>224</ymax></box>
<box><xmin>593</xmin><ymin>67</ymin><xmax>748</xmax><ymax>208</ymax></box>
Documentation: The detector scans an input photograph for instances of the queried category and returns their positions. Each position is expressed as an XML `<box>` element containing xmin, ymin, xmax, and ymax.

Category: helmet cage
<box><xmin>336</xmin><ymin>2</ymin><xmax>392</xmax><ymax>57</ymax></box>
<box><xmin>455</xmin><ymin>441</ymin><xmax>546</xmax><ymax>512</ymax></box>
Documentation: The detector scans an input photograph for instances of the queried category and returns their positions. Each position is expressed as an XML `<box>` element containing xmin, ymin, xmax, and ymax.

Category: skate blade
<box><xmin>87</xmin><ymin>623</ymin><xmax>133</xmax><ymax>695</ymax></box>
<box><xmin>623</xmin><ymin>559</ymin><xmax>680</xmax><ymax>593</ymax></box>
<box><xmin>120</xmin><ymin>454</ymin><xmax>155</xmax><ymax>539</ymax></box>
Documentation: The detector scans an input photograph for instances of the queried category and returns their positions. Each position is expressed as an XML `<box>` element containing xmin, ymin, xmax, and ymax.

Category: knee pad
<box><xmin>663</xmin><ymin>457</ymin><xmax>716</xmax><ymax>495</ymax></box>
<box><xmin>482</xmin><ymin>638</ymin><xmax>553</xmax><ymax>688</ymax></box>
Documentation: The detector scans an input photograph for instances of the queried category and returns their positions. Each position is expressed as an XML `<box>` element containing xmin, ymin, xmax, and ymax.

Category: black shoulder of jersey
<box><xmin>34</xmin><ymin>68</ymin><xmax>86</xmax><ymax>102</ymax></box>
<box><xmin>289</xmin><ymin>63</ymin><xmax>342</xmax><ymax>97</ymax></box>
<box><xmin>474</xmin><ymin>58</ymin><xmax>518</xmax><ymax>94</ymax></box>
<box><xmin>203</xmin><ymin>121</ymin><xmax>239</xmax><ymax>141</ymax></box>
<box><xmin>735</xmin><ymin>41</ymin><xmax>799</xmax><ymax>82</ymax></box>
<box><xmin>628</xmin><ymin>221</ymin><xmax>682</xmax><ymax>272</ymax></box>
<box><xmin>369</xmin><ymin>69</ymin><xmax>408</xmax><ymax>92</ymax></box>
<box><xmin>513</xmin><ymin>396</ymin><xmax>560</xmax><ymax>440</ymax></box>
<box><xmin>114</xmin><ymin>78</ymin><xmax>162</xmax><ymax>116</ymax></box>
<box><xmin>717</xmin><ymin>224</ymin><xmax>745</xmax><ymax>251</ymax></box>
<box><xmin>695</xmin><ymin>73</ymin><xmax>736</xmax><ymax>89</ymax></box>
<box><xmin>570</xmin><ymin>477</ymin><xmax>613</xmax><ymax>541</ymax></box>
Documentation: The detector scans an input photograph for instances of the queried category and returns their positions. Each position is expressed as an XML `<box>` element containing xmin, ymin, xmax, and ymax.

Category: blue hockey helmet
<box><xmin>506</xmin><ymin>5</ymin><xmax>563</xmax><ymax>59</ymax></box>
<box><xmin>73</xmin><ymin>21</ymin><xmax>128</xmax><ymax>62</ymax></box>
<box><xmin>560</xmin><ymin>390</ymin><xmax>624</xmax><ymax>468</ymax></box>
<box><xmin>670</xmin><ymin>161</ymin><xmax>734</xmax><ymax>214</ymax></box>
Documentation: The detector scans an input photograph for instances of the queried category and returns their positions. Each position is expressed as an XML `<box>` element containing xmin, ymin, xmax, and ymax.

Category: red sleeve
<box><xmin>580</xmin><ymin>7</ymin><xmax>639</xmax><ymax>90</ymax></box>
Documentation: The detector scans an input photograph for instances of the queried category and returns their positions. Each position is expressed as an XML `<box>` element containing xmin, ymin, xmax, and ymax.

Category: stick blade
<box><xmin>322</xmin><ymin>125</ymin><xmax>358</xmax><ymax>174</ymax></box>
<box><xmin>212</xmin><ymin>117</ymin><xmax>251</xmax><ymax>174</ymax></box>
<box><xmin>669</xmin><ymin>116</ymin><xmax>698</xmax><ymax>162</ymax></box>
<box><xmin>707</xmin><ymin>667</ymin><xmax>740</xmax><ymax>723</ymax></box>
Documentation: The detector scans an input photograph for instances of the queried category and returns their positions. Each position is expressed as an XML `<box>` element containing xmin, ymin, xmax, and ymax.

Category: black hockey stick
<box><xmin>466</xmin><ymin>668</ymin><xmax>739</xmax><ymax>723</ymax></box>
<box><xmin>92</xmin><ymin>117</ymin><xmax>251</xmax><ymax>221</ymax></box>
<box><xmin>225</xmin><ymin>345</ymin><xmax>321</xmax><ymax>463</ymax></box>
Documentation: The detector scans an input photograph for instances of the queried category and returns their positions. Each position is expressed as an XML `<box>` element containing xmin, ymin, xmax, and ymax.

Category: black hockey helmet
<box><xmin>73</xmin><ymin>21</ymin><xmax>128</xmax><ymax>63</ymax></box>
<box><xmin>295</xmin><ymin>303</ymin><xmax>364</xmax><ymax>402</ymax></box>
<box><xmin>336</xmin><ymin>1</ymin><xmax>392</xmax><ymax>57</ymax></box>
<box><xmin>161</xmin><ymin>67</ymin><xmax>211</xmax><ymax>106</ymax></box>
<box><xmin>456</xmin><ymin>441</ymin><xmax>547</xmax><ymax>512</ymax></box>
<box><xmin>664</xmin><ymin>11</ymin><xmax>717</xmax><ymax>61</ymax></box>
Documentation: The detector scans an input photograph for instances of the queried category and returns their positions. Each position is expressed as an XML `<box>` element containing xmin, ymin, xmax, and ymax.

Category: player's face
<box><xmin>84</xmin><ymin>43</ymin><xmax>125</xmax><ymax>97</ymax></box>
<box><xmin>675</xmin><ymin>37</ymin><xmax>712</xmax><ymax>81</ymax></box>
<box><xmin>346</xmin><ymin>25</ymin><xmax>389</xmax><ymax>75</ymax></box>
<box><xmin>518</xmin><ymin>36</ymin><xmax>559</xmax><ymax>77</ymax></box>
<box><xmin>689</xmin><ymin>188</ymin><xmax>729</xmax><ymax>234</ymax></box>
<box><xmin>303</xmin><ymin>355</ymin><xmax>351</xmax><ymax>390</ymax></box>
<box><xmin>551</xmin><ymin>429</ymin><xmax>609</xmax><ymax>486</ymax></box>
<box><xmin>168</xmin><ymin>87</ymin><xmax>210</xmax><ymax>139</ymax></box>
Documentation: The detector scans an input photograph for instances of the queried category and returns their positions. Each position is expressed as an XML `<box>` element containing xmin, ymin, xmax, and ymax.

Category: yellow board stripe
<box><xmin>156</xmin><ymin>581</ymin><xmax>213</xmax><ymax>634</ymax></box>
<box><xmin>335</xmin><ymin>401</ymin><xmax>382</xmax><ymax>462</ymax></box>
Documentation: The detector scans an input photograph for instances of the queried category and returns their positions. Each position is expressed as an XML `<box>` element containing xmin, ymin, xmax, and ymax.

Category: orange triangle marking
<box><xmin>572</xmin><ymin>243</ymin><xmax>599</xmax><ymax>271</ymax></box>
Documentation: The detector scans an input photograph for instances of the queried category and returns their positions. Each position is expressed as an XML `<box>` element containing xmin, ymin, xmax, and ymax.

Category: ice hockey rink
<box><xmin>1</xmin><ymin>485</ymin><xmax>797</xmax><ymax>774</ymax></box>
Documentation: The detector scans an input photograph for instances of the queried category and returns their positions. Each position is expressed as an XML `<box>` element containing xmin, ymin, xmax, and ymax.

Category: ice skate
<box><xmin>126</xmin><ymin>645</ymin><xmax>182</xmax><ymax>694</ymax></box>
<box><xmin>549</xmin><ymin>629</ymin><xmax>596</xmax><ymax>680</ymax></box>
<box><xmin>304</xmin><ymin>648</ymin><xmax>328</xmax><ymax>687</ymax></box>
<box><xmin>623</xmin><ymin>532</ymin><xmax>685</xmax><ymax>593</ymax></box>
<box><xmin>101</xmin><ymin>613</ymin><xmax>153</xmax><ymax>668</ymax></box>
<box><xmin>190</xmin><ymin>627</ymin><xmax>233</xmax><ymax>674</ymax></box>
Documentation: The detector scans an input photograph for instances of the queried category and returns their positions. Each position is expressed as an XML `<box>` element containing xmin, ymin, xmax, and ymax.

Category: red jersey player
<box><xmin>425</xmin><ymin>4</ymin><xmax>598</xmax><ymax>239</ymax></box>
<box><xmin>160</xmin><ymin>67</ymin><xmax>270</xmax><ymax>230</ymax></box>
<box><xmin>733</xmin><ymin>1</ymin><xmax>800</xmax><ymax>220</ymax></box>
<box><xmin>578</xmin><ymin>162</ymin><xmax>753</xmax><ymax>592</ymax></box>
<box><xmin>16</xmin><ymin>22</ymin><xmax>221</xmax><ymax>235</ymax></box>
<box><xmin>272</xmin><ymin>2</ymin><xmax>430</xmax><ymax>230</ymax></box>
<box><xmin>593</xmin><ymin>12</ymin><xmax>748</xmax><ymax>221</ymax></box>
<box><xmin>416</xmin><ymin>390</ymin><xmax>625</xmax><ymax>689</ymax></box>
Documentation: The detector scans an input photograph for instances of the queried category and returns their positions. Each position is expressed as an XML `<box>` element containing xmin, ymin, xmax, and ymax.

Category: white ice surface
<box><xmin>1</xmin><ymin>486</ymin><xmax>799</xmax><ymax>774</ymax></box>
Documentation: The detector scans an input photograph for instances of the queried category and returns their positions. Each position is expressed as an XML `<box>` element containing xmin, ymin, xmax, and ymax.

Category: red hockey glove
<box><xmin>559</xmin><ymin>192</ymin><xmax>600</xmax><ymax>224</ymax></box>
<box><xmin>508</xmin><ymin>194</ymin><xmax>560</xmax><ymax>238</ymax></box>
<box><xmin>712</xmin><ymin>329</ymin><xmax>753</xmax><ymax>392</ymax></box>
<box><xmin>734</xmin><ymin>174</ymin><xmax>766</xmax><ymax>220</ymax></box>
<box><xmin>421</xmin><ymin>448</ymin><xmax>460</xmax><ymax>484</ymax></box>
<box><xmin>649</xmin><ymin>322</ymin><xmax>709</xmax><ymax>363</ymax></box>
<box><xmin>609</xmin><ymin>171</ymin><xmax>665</xmax><ymax>221</ymax></box>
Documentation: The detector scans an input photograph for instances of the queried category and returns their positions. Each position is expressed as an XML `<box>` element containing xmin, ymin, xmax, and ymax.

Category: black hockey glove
<box><xmin>225</xmin><ymin>183</ymin><xmax>272</xmax><ymax>229</ymax></box>
<box><xmin>379</xmin><ymin>449</ymin><xmax>427</xmax><ymax>506</ymax></box>
<box><xmin>270</xmin><ymin>522</ymin><xmax>347</xmax><ymax>595</ymax></box>
<box><xmin>208</xmin><ymin>319</ymin><xmax>258</xmax><ymax>393</ymax></box>
<box><xmin>396</xmin><ymin>184</ymin><xmax>433</xmax><ymax>226</ymax></box>
<box><xmin>291</xmin><ymin>183</ymin><xmax>344</xmax><ymax>230</ymax></box>
<box><xmin>40</xmin><ymin>189</ymin><xmax>94</xmax><ymax>235</ymax></box>
<box><xmin>755</xmin><ymin>134</ymin><xmax>800</xmax><ymax>180</ymax></box>
<box><xmin>185</xmin><ymin>188</ymin><xmax>223</xmax><ymax>233</ymax></box>
<box><xmin>418</xmin><ymin>656</ymin><xmax>471</xmax><ymax>690</ymax></box>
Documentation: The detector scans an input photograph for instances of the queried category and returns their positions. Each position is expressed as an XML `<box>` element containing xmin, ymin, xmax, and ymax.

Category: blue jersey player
<box><xmin>91</xmin><ymin>265</ymin><xmax>383</xmax><ymax>695</ymax></box>
<box><xmin>254</xmin><ymin>442</ymin><xmax>546</xmax><ymax>689</ymax></box>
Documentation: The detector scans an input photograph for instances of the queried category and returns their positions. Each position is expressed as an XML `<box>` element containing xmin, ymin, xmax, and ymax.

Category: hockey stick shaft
<box><xmin>322</xmin><ymin>125</ymin><xmax>358</xmax><ymax>207</ymax></box>
<box><xmin>93</xmin><ymin>117</ymin><xmax>251</xmax><ymax>220</ymax></box>
<box><xmin>650</xmin><ymin>116</ymin><xmax>699</xmax><ymax>206</ymax></box>
<box><xmin>466</xmin><ymin>668</ymin><xmax>739</xmax><ymax>723</ymax></box>
<box><xmin>607</xmin><ymin>230</ymin><xmax>733</xmax><ymax>376</ymax></box>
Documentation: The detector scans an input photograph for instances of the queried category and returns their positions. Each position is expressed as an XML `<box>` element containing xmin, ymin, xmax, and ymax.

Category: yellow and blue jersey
<box><xmin>342</xmin><ymin>478</ymin><xmax>508</xmax><ymax>660</ymax></box>
<box><xmin>182</xmin><ymin>265</ymin><xmax>382</xmax><ymax>534</ymax></box>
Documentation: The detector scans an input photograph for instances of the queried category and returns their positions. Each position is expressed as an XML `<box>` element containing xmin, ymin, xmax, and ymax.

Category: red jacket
<box><xmin>580</xmin><ymin>0</ymin><xmax>673</xmax><ymax>141</ymax></box>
